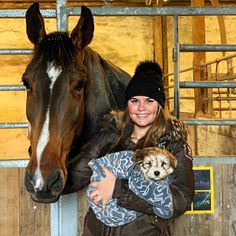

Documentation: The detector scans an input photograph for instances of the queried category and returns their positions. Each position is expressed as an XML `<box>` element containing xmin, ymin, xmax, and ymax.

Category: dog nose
<box><xmin>154</xmin><ymin>171</ymin><xmax>160</xmax><ymax>176</ymax></box>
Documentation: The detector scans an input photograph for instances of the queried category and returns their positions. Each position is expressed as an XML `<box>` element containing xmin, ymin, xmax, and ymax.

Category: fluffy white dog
<box><xmin>134</xmin><ymin>147</ymin><xmax>177</xmax><ymax>181</ymax></box>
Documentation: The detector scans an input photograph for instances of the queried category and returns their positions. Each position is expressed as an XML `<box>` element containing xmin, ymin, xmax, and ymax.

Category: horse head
<box><xmin>23</xmin><ymin>2</ymin><xmax>94</xmax><ymax>203</ymax></box>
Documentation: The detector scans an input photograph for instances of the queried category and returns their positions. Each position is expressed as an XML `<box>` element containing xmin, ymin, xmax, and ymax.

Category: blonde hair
<box><xmin>109</xmin><ymin>105</ymin><xmax>167</xmax><ymax>152</ymax></box>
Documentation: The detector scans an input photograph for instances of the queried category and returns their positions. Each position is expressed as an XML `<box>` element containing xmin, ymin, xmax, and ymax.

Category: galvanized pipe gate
<box><xmin>0</xmin><ymin>0</ymin><xmax>236</xmax><ymax>235</ymax></box>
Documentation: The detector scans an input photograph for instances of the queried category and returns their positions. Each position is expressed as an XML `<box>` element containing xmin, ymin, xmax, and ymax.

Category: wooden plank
<box><xmin>211</xmin><ymin>0</ymin><xmax>227</xmax><ymax>57</ymax></box>
<box><xmin>172</xmin><ymin>164</ymin><xmax>236</xmax><ymax>235</ymax></box>
<box><xmin>0</xmin><ymin>129</ymin><xmax>29</xmax><ymax>160</ymax></box>
<box><xmin>77</xmin><ymin>188</ymin><xmax>89</xmax><ymax>236</ymax></box>
<box><xmin>19</xmin><ymin>168</ymin><xmax>51</xmax><ymax>236</ymax></box>
<box><xmin>191</xmin><ymin>0</ymin><xmax>207</xmax><ymax>114</ymax></box>
<box><xmin>0</xmin><ymin>168</ymin><xmax>19</xmax><ymax>236</ymax></box>
<box><xmin>154</xmin><ymin>16</ymin><xmax>163</xmax><ymax>68</ymax></box>
<box><xmin>154</xmin><ymin>14</ymin><xmax>170</xmax><ymax>115</ymax></box>
<box><xmin>1</xmin><ymin>165</ymin><xmax>235</xmax><ymax>235</ymax></box>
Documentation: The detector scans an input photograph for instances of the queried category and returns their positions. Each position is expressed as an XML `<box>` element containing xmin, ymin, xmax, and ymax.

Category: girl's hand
<box><xmin>89</xmin><ymin>167</ymin><xmax>116</xmax><ymax>211</ymax></box>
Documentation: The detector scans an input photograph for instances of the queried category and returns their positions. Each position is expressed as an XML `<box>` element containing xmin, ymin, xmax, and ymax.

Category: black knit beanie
<box><xmin>125</xmin><ymin>61</ymin><xmax>165</xmax><ymax>109</ymax></box>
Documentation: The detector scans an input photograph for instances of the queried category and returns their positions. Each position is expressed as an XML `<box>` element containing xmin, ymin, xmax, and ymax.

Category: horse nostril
<box><xmin>154</xmin><ymin>171</ymin><xmax>160</xmax><ymax>176</ymax></box>
<box><xmin>25</xmin><ymin>169</ymin><xmax>34</xmax><ymax>193</ymax></box>
<box><xmin>47</xmin><ymin>170</ymin><xmax>64</xmax><ymax>193</ymax></box>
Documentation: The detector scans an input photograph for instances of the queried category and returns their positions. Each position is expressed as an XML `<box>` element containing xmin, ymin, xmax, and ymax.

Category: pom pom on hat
<box><xmin>125</xmin><ymin>61</ymin><xmax>165</xmax><ymax>109</ymax></box>
<box><xmin>134</xmin><ymin>61</ymin><xmax>163</xmax><ymax>77</ymax></box>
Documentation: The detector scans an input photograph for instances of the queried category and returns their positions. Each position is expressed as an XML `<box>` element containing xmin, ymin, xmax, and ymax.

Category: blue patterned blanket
<box><xmin>87</xmin><ymin>150</ymin><xmax>173</xmax><ymax>227</ymax></box>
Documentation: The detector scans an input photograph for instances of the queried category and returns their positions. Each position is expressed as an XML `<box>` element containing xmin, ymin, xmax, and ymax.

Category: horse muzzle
<box><xmin>25</xmin><ymin>168</ymin><xmax>65</xmax><ymax>203</ymax></box>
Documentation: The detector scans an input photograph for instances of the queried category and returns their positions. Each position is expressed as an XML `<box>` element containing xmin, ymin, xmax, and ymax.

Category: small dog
<box><xmin>134</xmin><ymin>147</ymin><xmax>177</xmax><ymax>181</ymax></box>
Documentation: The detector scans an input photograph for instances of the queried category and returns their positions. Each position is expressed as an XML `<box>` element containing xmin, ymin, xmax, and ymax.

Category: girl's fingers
<box><xmin>102</xmin><ymin>199</ymin><xmax>108</xmax><ymax>212</ymax></box>
<box><xmin>90</xmin><ymin>182</ymin><xmax>98</xmax><ymax>187</ymax></box>
<box><xmin>89</xmin><ymin>189</ymin><xmax>98</xmax><ymax>200</ymax></box>
<box><xmin>94</xmin><ymin>195</ymin><xmax>102</xmax><ymax>205</ymax></box>
<box><xmin>102</xmin><ymin>166</ymin><xmax>112</xmax><ymax>176</ymax></box>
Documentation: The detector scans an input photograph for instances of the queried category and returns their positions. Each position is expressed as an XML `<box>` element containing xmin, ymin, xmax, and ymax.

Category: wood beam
<box><xmin>191</xmin><ymin>0</ymin><xmax>207</xmax><ymax>114</ymax></box>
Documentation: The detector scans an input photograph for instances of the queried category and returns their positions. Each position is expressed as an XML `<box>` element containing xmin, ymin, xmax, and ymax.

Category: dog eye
<box><xmin>161</xmin><ymin>162</ymin><xmax>167</xmax><ymax>168</ymax></box>
<box><xmin>142</xmin><ymin>162</ymin><xmax>152</xmax><ymax>169</ymax></box>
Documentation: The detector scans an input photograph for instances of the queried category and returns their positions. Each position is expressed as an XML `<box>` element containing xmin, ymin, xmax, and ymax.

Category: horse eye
<box><xmin>74</xmin><ymin>79</ymin><xmax>87</xmax><ymax>91</ymax></box>
<box><xmin>22</xmin><ymin>79</ymin><xmax>31</xmax><ymax>91</ymax></box>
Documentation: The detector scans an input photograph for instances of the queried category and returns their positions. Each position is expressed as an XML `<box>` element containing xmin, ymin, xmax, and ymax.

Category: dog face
<box><xmin>134</xmin><ymin>147</ymin><xmax>177</xmax><ymax>181</ymax></box>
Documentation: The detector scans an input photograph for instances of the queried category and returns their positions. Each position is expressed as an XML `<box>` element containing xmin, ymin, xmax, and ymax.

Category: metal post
<box><xmin>50</xmin><ymin>1</ymin><xmax>78</xmax><ymax>236</ymax></box>
<box><xmin>51</xmin><ymin>193</ymin><xmax>78</xmax><ymax>236</ymax></box>
<box><xmin>173</xmin><ymin>15</ymin><xmax>180</xmax><ymax>118</ymax></box>
<box><xmin>57</xmin><ymin>0</ymin><xmax>68</xmax><ymax>32</ymax></box>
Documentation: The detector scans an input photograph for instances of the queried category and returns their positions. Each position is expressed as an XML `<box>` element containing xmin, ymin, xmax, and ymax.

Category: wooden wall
<box><xmin>1</xmin><ymin>163</ymin><xmax>235</xmax><ymax>236</ymax></box>
<box><xmin>172</xmin><ymin>164</ymin><xmax>236</xmax><ymax>236</ymax></box>
<box><xmin>0</xmin><ymin>168</ymin><xmax>50</xmax><ymax>236</ymax></box>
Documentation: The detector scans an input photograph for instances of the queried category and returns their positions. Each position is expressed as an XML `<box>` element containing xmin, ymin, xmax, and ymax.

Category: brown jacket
<box><xmin>64</xmin><ymin>115</ymin><xmax>195</xmax><ymax>236</ymax></box>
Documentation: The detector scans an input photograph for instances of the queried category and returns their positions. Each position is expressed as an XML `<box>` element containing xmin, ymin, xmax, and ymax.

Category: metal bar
<box><xmin>0</xmin><ymin>85</ymin><xmax>25</xmax><ymax>91</ymax></box>
<box><xmin>0</xmin><ymin>122</ymin><xmax>28</xmax><ymax>129</ymax></box>
<box><xmin>0</xmin><ymin>160</ymin><xmax>28</xmax><ymax>167</ymax></box>
<box><xmin>193</xmin><ymin>156</ymin><xmax>236</xmax><ymax>165</ymax></box>
<box><xmin>173</xmin><ymin>17</ymin><xmax>180</xmax><ymax>118</ymax></box>
<box><xmin>164</xmin><ymin>54</ymin><xmax>236</xmax><ymax>77</ymax></box>
<box><xmin>213</xmin><ymin>108</ymin><xmax>236</xmax><ymax>111</ymax></box>
<box><xmin>0</xmin><ymin>9</ymin><xmax>56</xmax><ymax>18</ymax></box>
<box><xmin>184</xmin><ymin>119</ymin><xmax>236</xmax><ymax>125</ymax></box>
<box><xmin>1</xmin><ymin>156</ymin><xmax>235</xmax><ymax>167</ymax></box>
<box><xmin>0</xmin><ymin>49</ymin><xmax>32</xmax><ymax>55</ymax></box>
<box><xmin>51</xmin><ymin>194</ymin><xmax>78</xmax><ymax>236</ymax></box>
<box><xmin>57</xmin><ymin>0</ymin><xmax>68</xmax><ymax>32</ymax></box>
<box><xmin>0</xmin><ymin>6</ymin><xmax>235</xmax><ymax>18</ymax></box>
<box><xmin>210</xmin><ymin>74</ymin><xmax>236</xmax><ymax>81</ymax></box>
<box><xmin>52</xmin><ymin>0</ymin><xmax>78</xmax><ymax>235</ymax></box>
<box><xmin>1</xmin><ymin>6</ymin><xmax>236</xmax><ymax>18</ymax></box>
<box><xmin>180</xmin><ymin>44</ymin><xmax>236</xmax><ymax>52</ymax></box>
<box><xmin>200</xmin><ymin>53</ymin><xmax>236</xmax><ymax>66</ymax></box>
<box><xmin>202</xmin><ymin>97</ymin><xmax>236</xmax><ymax>101</ymax></box>
<box><xmin>180</xmin><ymin>81</ymin><xmax>236</xmax><ymax>88</ymax></box>
<box><xmin>66</xmin><ymin>7</ymin><xmax>236</xmax><ymax>16</ymax></box>
<box><xmin>164</xmin><ymin>66</ymin><xmax>193</xmax><ymax>77</ymax></box>
<box><xmin>2</xmin><ymin>120</ymin><xmax>236</xmax><ymax>128</ymax></box>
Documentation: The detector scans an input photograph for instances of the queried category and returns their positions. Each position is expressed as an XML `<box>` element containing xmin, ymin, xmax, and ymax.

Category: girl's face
<box><xmin>127</xmin><ymin>96</ymin><xmax>159</xmax><ymax>128</ymax></box>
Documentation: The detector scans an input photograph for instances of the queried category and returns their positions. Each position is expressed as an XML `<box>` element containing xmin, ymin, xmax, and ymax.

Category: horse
<box><xmin>23</xmin><ymin>2</ymin><xmax>131</xmax><ymax>203</ymax></box>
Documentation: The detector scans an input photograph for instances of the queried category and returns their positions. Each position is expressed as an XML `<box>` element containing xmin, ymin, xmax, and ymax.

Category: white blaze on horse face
<box><xmin>34</xmin><ymin>62</ymin><xmax>62</xmax><ymax>191</ymax></box>
<box><xmin>47</xmin><ymin>62</ymin><xmax>62</xmax><ymax>89</ymax></box>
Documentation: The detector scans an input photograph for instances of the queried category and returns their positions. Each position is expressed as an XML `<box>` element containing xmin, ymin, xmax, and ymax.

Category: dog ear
<box><xmin>169</xmin><ymin>154</ymin><xmax>178</xmax><ymax>169</ymax></box>
<box><xmin>133</xmin><ymin>162</ymin><xmax>142</xmax><ymax>171</ymax></box>
<box><xmin>134</xmin><ymin>148</ymin><xmax>150</xmax><ymax>162</ymax></box>
<box><xmin>134</xmin><ymin>149</ymin><xmax>142</xmax><ymax>162</ymax></box>
<box><xmin>158</xmin><ymin>148</ymin><xmax>177</xmax><ymax>169</ymax></box>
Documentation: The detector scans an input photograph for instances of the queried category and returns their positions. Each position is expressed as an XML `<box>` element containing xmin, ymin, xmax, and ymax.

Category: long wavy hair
<box><xmin>109</xmin><ymin>104</ymin><xmax>167</xmax><ymax>152</ymax></box>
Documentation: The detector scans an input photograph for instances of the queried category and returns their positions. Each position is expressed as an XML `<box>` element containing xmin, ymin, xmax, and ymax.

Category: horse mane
<box><xmin>68</xmin><ymin>47</ymin><xmax>131</xmax><ymax>158</ymax></box>
<box><xmin>31</xmin><ymin>32</ymin><xmax>77</xmax><ymax>68</ymax></box>
<box><xmin>82</xmin><ymin>47</ymin><xmax>130</xmax><ymax>139</ymax></box>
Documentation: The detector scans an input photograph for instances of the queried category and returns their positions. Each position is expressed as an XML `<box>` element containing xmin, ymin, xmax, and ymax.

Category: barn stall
<box><xmin>0</xmin><ymin>0</ymin><xmax>236</xmax><ymax>235</ymax></box>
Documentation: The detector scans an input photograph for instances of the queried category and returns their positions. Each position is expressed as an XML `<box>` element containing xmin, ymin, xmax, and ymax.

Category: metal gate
<box><xmin>0</xmin><ymin>0</ymin><xmax>236</xmax><ymax>235</ymax></box>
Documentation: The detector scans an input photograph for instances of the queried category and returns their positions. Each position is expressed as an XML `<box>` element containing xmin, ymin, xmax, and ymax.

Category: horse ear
<box><xmin>25</xmin><ymin>2</ymin><xmax>46</xmax><ymax>45</ymax></box>
<box><xmin>71</xmin><ymin>6</ymin><xmax>94</xmax><ymax>50</ymax></box>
